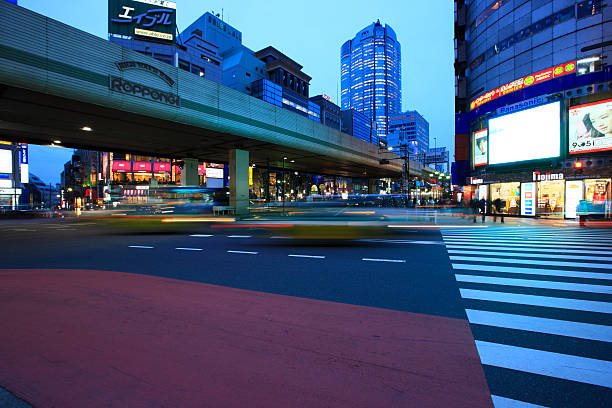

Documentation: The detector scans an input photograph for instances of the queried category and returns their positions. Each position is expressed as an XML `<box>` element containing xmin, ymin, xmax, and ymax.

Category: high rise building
<box><xmin>341</xmin><ymin>20</ymin><xmax>401</xmax><ymax>146</ymax></box>
<box><xmin>387</xmin><ymin>111</ymin><xmax>429</xmax><ymax>159</ymax></box>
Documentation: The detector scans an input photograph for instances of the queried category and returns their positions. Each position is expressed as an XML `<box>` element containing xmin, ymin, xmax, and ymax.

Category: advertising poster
<box><xmin>585</xmin><ymin>179</ymin><xmax>611</xmax><ymax>202</ymax></box>
<box><xmin>488</xmin><ymin>101</ymin><xmax>560</xmax><ymax>165</ymax></box>
<box><xmin>521</xmin><ymin>182</ymin><xmax>536</xmax><ymax>216</ymax></box>
<box><xmin>565</xmin><ymin>180</ymin><xmax>583</xmax><ymax>219</ymax></box>
<box><xmin>473</xmin><ymin>129</ymin><xmax>487</xmax><ymax>166</ymax></box>
<box><xmin>0</xmin><ymin>149</ymin><xmax>12</xmax><ymax>174</ymax></box>
<box><xmin>569</xmin><ymin>99</ymin><xmax>612</xmax><ymax>154</ymax></box>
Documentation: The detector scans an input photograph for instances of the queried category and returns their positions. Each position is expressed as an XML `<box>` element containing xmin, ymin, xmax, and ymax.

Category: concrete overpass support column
<box><xmin>368</xmin><ymin>179</ymin><xmax>376</xmax><ymax>194</ymax></box>
<box><xmin>229</xmin><ymin>149</ymin><xmax>249</xmax><ymax>215</ymax></box>
<box><xmin>181</xmin><ymin>158</ymin><xmax>199</xmax><ymax>186</ymax></box>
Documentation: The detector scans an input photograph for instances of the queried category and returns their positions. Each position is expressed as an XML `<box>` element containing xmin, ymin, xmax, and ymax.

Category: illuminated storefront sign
<box><xmin>108</xmin><ymin>0</ymin><xmax>176</xmax><ymax>43</ymax></box>
<box><xmin>533</xmin><ymin>172</ymin><xmax>564</xmax><ymax>181</ymax></box>
<box><xmin>569</xmin><ymin>98</ymin><xmax>612</xmax><ymax>154</ymax></box>
<box><xmin>565</xmin><ymin>180</ymin><xmax>583</xmax><ymax>219</ymax></box>
<box><xmin>206</xmin><ymin>168</ymin><xmax>223</xmax><ymax>179</ymax></box>
<box><xmin>470</xmin><ymin>177</ymin><xmax>483</xmax><ymax>184</ymax></box>
<box><xmin>108</xmin><ymin>76</ymin><xmax>180</xmax><ymax>107</ymax></box>
<box><xmin>470</xmin><ymin>61</ymin><xmax>575</xmax><ymax>110</ymax></box>
<box><xmin>520</xmin><ymin>182</ymin><xmax>536</xmax><ymax>216</ymax></box>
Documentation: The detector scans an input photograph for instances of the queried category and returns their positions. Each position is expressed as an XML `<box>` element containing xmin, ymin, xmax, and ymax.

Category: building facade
<box><xmin>341</xmin><ymin>109</ymin><xmax>374</xmax><ymax>145</ymax></box>
<box><xmin>454</xmin><ymin>0</ymin><xmax>611</xmax><ymax>219</ymax></box>
<box><xmin>341</xmin><ymin>20</ymin><xmax>402</xmax><ymax>145</ymax></box>
<box><xmin>388</xmin><ymin>111</ymin><xmax>430</xmax><ymax>159</ymax></box>
<box><xmin>310</xmin><ymin>95</ymin><xmax>342</xmax><ymax>130</ymax></box>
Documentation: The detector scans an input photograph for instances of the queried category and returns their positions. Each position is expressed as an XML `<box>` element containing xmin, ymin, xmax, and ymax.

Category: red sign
<box><xmin>470</xmin><ymin>61</ymin><xmax>575</xmax><ymax>110</ymax></box>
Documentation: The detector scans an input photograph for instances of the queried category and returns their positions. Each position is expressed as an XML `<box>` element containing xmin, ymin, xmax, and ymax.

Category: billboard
<box><xmin>470</xmin><ymin>61</ymin><xmax>575</xmax><ymax>110</ymax></box>
<box><xmin>473</xmin><ymin>129</ymin><xmax>487</xmax><ymax>166</ymax></box>
<box><xmin>488</xmin><ymin>101</ymin><xmax>560</xmax><ymax>165</ymax></box>
<box><xmin>0</xmin><ymin>149</ymin><xmax>12</xmax><ymax>174</ymax></box>
<box><xmin>568</xmin><ymin>98</ymin><xmax>612</xmax><ymax>154</ymax></box>
<box><xmin>108</xmin><ymin>0</ymin><xmax>176</xmax><ymax>42</ymax></box>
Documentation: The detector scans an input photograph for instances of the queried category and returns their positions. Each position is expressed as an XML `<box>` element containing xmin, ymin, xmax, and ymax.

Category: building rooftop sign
<box><xmin>470</xmin><ymin>61</ymin><xmax>575</xmax><ymax>111</ymax></box>
<box><xmin>108</xmin><ymin>0</ymin><xmax>177</xmax><ymax>42</ymax></box>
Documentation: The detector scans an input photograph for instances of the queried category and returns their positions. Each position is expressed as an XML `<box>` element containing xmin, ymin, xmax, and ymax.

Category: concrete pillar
<box><xmin>229</xmin><ymin>149</ymin><xmax>249</xmax><ymax>215</ymax></box>
<box><xmin>181</xmin><ymin>158</ymin><xmax>199</xmax><ymax>186</ymax></box>
<box><xmin>368</xmin><ymin>179</ymin><xmax>376</xmax><ymax>194</ymax></box>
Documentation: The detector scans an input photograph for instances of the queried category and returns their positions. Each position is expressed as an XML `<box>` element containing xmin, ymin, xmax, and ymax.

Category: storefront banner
<box><xmin>470</xmin><ymin>61</ymin><xmax>575</xmax><ymax>110</ymax></box>
<box><xmin>473</xmin><ymin>129</ymin><xmax>487</xmax><ymax>166</ymax></box>
<box><xmin>521</xmin><ymin>182</ymin><xmax>536</xmax><ymax>216</ymax></box>
<box><xmin>565</xmin><ymin>180</ymin><xmax>583</xmax><ymax>219</ymax></box>
<box><xmin>206</xmin><ymin>168</ymin><xmax>223</xmax><ymax>178</ymax></box>
<box><xmin>569</xmin><ymin>98</ymin><xmax>612</xmax><ymax>154</ymax></box>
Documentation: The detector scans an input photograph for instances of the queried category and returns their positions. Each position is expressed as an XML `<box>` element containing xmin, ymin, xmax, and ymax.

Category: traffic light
<box><xmin>574</xmin><ymin>161</ymin><xmax>583</xmax><ymax>169</ymax></box>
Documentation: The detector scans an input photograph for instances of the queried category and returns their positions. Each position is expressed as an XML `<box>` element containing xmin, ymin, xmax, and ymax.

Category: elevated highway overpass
<box><xmin>0</xmin><ymin>2</ymin><xmax>435</xmax><ymax>212</ymax></box>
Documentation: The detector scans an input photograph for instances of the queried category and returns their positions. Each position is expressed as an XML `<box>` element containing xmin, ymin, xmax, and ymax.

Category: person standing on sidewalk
<box><xmin>479</xmin><ymin>198</ymin><xmax>486</xmax><ymax>223</ymax></box>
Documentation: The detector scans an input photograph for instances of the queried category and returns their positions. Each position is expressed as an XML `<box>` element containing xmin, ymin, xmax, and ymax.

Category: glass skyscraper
<box><xmin>341</xmin><ymin>20</ymin><xmax>401</xmax><ymax>146</ymax></box>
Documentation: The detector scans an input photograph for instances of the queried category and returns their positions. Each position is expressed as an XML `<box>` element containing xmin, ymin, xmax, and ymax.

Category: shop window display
<box><xmin>490</xmin><ymin>182</ymin><xmax>520</xmax><ymax>215</ymax></box>
<box><xmin>537</xmin><ymin>180</ymin><xmax>565</xmax><ymax>218</ymax></box>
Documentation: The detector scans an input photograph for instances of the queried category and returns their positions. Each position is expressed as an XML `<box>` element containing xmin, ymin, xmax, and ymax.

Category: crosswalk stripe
<box><xmin>443</xmin><ymin>237</ymin><xmax>612</xmax><ymax>245</ymax></box>
<box><xmin>490</xmin><ymin>395</ymin><xmax>550</xmax><ymax>408</ymax></box>
<box><xmin>448</xmin><ymin>250</ymin><xmax>612</xmax><ymax>262</ymax></box>
<box><xmin>452</xmin><ymin>263</ymin><xmax>612</xmax><ymax>280</ymax></box>
<box><xmin>444</xmin><ymin>242</ymin><xmax>612</xmax><ymax>251</ymax></box>
<box><xmin>465</xmin><ymin>309</ymin><xmax>612</xmax><ymax>343</ymax></box>
<box><xmin>475</xmin><ymin>340</ymin><xmax>612</xmax><ymax>388</ymax></box>
<box><xmin>445</xmin><ymin>245</ymin><xmax>612</xmax><ymax>255</ymax></box>
<box><xmin>460</xmin><ymin>288</ymin><xmax>612</xmax><ymax>313</ymax></box>
<box><xmin>449</xmin><ymin>256</ymin><xmax>612</xmax><ymax>270</ymax></box>
<box><xmin>455</xmin><ymin>274</ymin><xmax>612</xmax><ymax>294</ymax></box>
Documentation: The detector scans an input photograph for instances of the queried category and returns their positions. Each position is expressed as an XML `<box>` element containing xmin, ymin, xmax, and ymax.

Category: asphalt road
<box><xmin>0</xmin><ymin>217</ymin><xmax>610</xmax><ymax>407</ymax></box>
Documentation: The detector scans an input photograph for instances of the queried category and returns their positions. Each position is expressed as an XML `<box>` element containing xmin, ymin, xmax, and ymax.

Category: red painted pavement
<box><xmin>0</xmin><ymin>269</ymin><xmax>492</xmax><ymax>407</ymax></box>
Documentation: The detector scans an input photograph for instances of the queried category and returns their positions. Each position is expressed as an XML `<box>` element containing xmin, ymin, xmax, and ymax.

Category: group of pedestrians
<box><xmin>469</xmin><ymin>198</ymin><xmax>505</xmax><ymax>223</ymax></box>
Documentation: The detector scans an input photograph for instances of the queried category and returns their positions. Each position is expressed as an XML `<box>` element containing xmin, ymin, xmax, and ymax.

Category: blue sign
<box><xmin>19</xmin><ymin>145</ymin><xmax>28</xmax><ymax>164</ymax></box>
<box><xmin>0</xmin><ymin>174</ymin><xmax>9</xmax><ymax>179</ymax></box>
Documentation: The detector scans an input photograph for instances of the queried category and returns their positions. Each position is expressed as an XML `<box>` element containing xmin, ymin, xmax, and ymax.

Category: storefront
<box><xmin>460</xmin><ymin>173</ymin><xmax>612</xmax><ymax>219</ymax></box>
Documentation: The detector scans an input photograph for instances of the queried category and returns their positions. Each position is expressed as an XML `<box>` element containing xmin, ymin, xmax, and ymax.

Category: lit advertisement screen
<box><xmin>488</xmin><ymin>101</ymin><xmax>560</xmax><ymax>165</ymax></box>
<box><xmin>569</xmin><ymin>98</ymin><xmax>612</xmax><ymax>154</ymax></box>
<box><xmin>0</xmin><ymin>149</ymin><xmax>12</xmax><ymax>173</ymax></box>
<box><xmin>473</xmin><ymin>129</ymin><xmax>487</xmax><ymax>166</ymax></box>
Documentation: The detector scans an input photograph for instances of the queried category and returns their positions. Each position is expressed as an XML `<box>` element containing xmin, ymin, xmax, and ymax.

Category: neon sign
<box><xmin>470</xmin><ymin>61</ymin><xmax>575</xmax><ymax>111</ymax></box>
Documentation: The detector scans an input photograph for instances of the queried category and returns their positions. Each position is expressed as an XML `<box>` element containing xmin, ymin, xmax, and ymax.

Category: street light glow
<box><xmin>80</xmin><ymin>126</ymin><xmax>92</xmax><ymax>131</ymax></box>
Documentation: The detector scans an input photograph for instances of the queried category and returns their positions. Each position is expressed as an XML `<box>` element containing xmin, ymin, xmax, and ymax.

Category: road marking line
<box><xmin>362</xmin><ymin>258</ymin><xmax>406</xmax><ymax>263</ymax></box>
<box><xmin>228</xmin><ymin>235</ymin><xmax>252</xmax><ymax>238</ymax></box>
<box><xmin>490</xmin><ymin>395</ymin><xmax>548</xmax><ymax>408</ymax></box>
<box><xmin>452</xmin><ymin>263</ymin><xmax>612</xmax><ymax>280</ymax></box>
<box><xmin>448</xmin><ymin>249</ymin><xmax>612</xmax><ymax>261</ymax></box>
<box><xmin>190</xmin><ymin>234</ymin><xmax>213</xmax><ymax>237</ymax></box>
<box><xmin>455</xmin><ymin>274</ymin><xmax>612</xmax><ymax>294</ymax></box>
<box><xmin>449</xmin><ymin>255</ymin><xmax>612</xmax><ymax>270</ymax></box>
<box><xmin>288</xmin><ymin>254</ymin><xmax>325</xmax><ymax>259</ymax></box>
<box><xmin>128</xmin><ymin>245</ymin><xmax>154</xmax><ymax>249</ymax></box>
<box><xmin>227</xmin><ymin>250</ymin><xmax>258</xmax><ymax>255</ymax></box>
<box><xmin>465</xmin><ymin>309</ymin><xmax>612</xmax><ymax>343</ymax></box>
<box><xmin>270</xmin><ymin>236</ymin><xmax>292</xmax><ymax>239</ymax></box>
<box><xmin>475</xmin><ymin>340</ymin><xmax>612</xmax><ymax>388</ymax></box>
<box><xmin>357</xmin><ymin>239</ymin><xmax>444</xmax><ymax>245</ymax></box>
<box><xmin>459</xmin><ymin>288</ymin><xmax>612</xmax><ymax>313</ymax></box>
<box><xmin>444</xmin><ymin>241</ymin><xmax>612</xmax><ymax>251</ymax></box>
<box><xmin>445</xmin><ymin>244</ymin><xmax>612</xmax><ymax>255</ymax></box>
<box><xmin>175</xmin><ymin>247</ymin><xmax>203</xmax><ymax>251</ymax></box>
<box><xmin>443</xmin><ymin>236</ymin><xmax>612</xmax><ymax>243</ymax></box>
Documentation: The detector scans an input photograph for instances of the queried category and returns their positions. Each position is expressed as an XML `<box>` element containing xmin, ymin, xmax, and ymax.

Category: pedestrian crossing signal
<box><xmin>574</xmin><ymin>161</ymin><xmax>583</xmax><ymax>169</ymax></box>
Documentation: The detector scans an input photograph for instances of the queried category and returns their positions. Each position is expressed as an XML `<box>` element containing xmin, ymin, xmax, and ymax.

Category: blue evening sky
<box><xmin>19</xmin><ymin>0</ymin><xmax>454</xmax><ymax>184</ymax></box>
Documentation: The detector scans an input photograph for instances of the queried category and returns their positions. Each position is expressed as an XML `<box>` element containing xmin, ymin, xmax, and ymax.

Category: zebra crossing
<box><xmin>441</xmin><ymin>226</ymin><xmax>612</xmax><ymax>408</ymax></box>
